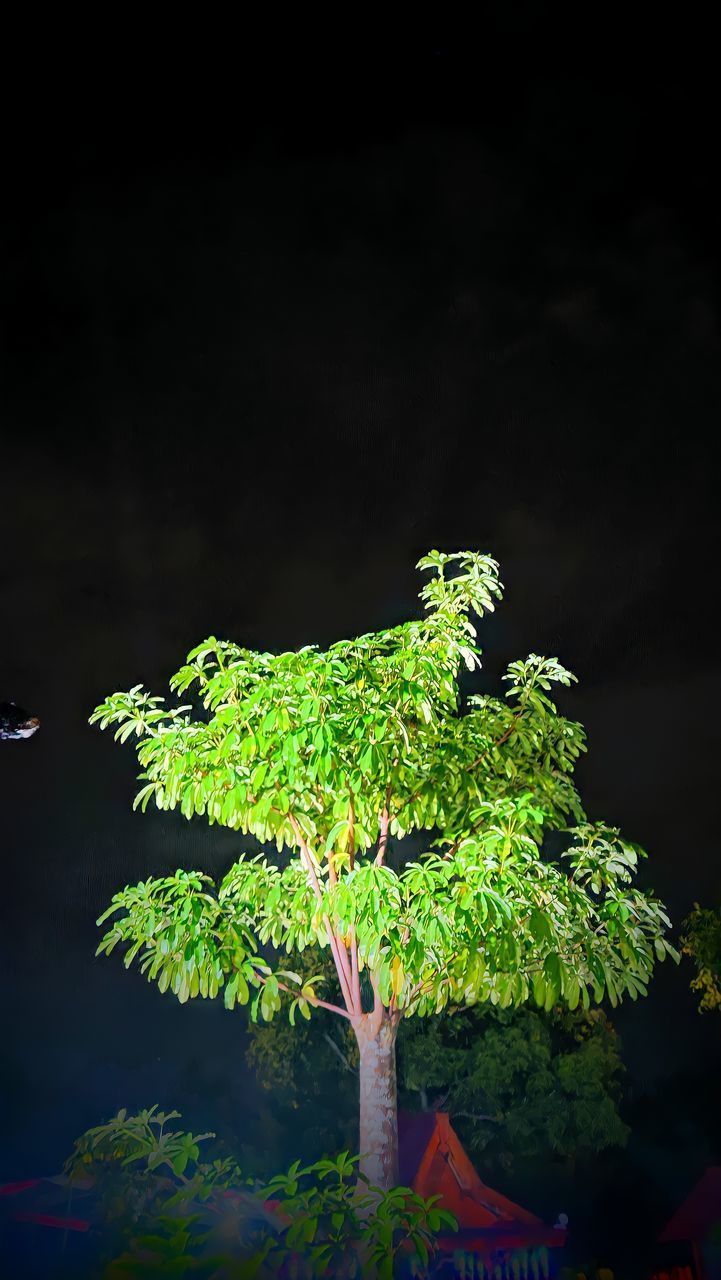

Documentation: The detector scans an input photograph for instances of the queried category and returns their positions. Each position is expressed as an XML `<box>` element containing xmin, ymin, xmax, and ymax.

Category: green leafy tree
<box><xmin>91</xmin><ymin>550</ymin><xmax>677</xmax><ymax>1190</ymax></box>
<box><xmin>681</xmin><ymin>903</ymin><xmax>721</xmax><ymax>1013</ymax></box>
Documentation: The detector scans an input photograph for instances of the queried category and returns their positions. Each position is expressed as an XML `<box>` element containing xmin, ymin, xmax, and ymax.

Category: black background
<box><xmin>1</xmin><ymin>14</ymin><xmax>719</xmax><ymax>1269</ymax></box>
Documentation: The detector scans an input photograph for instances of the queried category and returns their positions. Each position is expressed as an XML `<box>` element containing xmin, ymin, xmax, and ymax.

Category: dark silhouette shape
<box><xmin>0</xmin><ymin>702</ymin><xmax>40</xmax><ymax>740</ymax></box>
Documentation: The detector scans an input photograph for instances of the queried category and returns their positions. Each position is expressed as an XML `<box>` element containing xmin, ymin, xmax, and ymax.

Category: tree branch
<box><xmin>348</xmin><ymin>792</ymin><xmax>355</xmax><ymax>872</ymax></box>
<box><xmin>286</xmin><ymin>814</ymin><xmax>324</xmax><ymax>901</ymax></box>
<box><xmin>406</xmin><ymin>976</ymin><xmax>441</xmax><ymax>1007</ymax></box>
<box><xmin>253</xmin><ymin>968</ymin><xmax>353</xmax><ymax>1021</ymax></box>
<box><xmin>326</xmin><ymin>935</ymin><xmax>354</xmax><ymax>1014</ymax></box>
<box><xmin>308</xmin><ymin>995</ymin><xmax>354</xmax><ymax>1020</ymax></box>
<box><xmin>451</xmin><ymin>1111</ymin><xmax>503</xmax><ymax>1124</ymax></box>
<box><xmin>374</xmin><ymin>787</ymin><xmax>392</xmax><ymax>866</ymax></box>
<box><xmin>367</xmin><ymin>969</ymin><xmax>385</xmax><ymax>1039</ymax></box>
<box><xmin>350</xmin><ymin>925</ymin><xmax>361</xmax><ymax>1014</ymax></box>
<box><xmin>286</xmin><ymin>813</ymin><xmax>355</xmax><ymax>1013</ymax></box>
<box><xmin>329</xmin><ymin>934</ymin><xmax>354</xmax><ymax>1011</ymax></box>
<box><xmin>323</xmin><ymin>1031</ymin><xmax>356</xmax><ymax>1073</ymax></box>
<box><xmin>390</xmin><ymin>703</ymin><xmax>530</xmax><ymax>829</ymax></box>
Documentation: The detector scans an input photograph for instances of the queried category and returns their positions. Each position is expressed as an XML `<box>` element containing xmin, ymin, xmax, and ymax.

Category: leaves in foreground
<box><xmin>63</xmin><ymin>1107</ymin><xmax>457</xmax><ymax>1279</ymax></box>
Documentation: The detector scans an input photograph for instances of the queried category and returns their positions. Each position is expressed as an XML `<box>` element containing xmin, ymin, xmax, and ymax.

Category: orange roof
<box><xmin>398</xmin><ymin>1111</ymin><xmax>566</xmax><ymax>1250</ymax></box>
<box><xmin>659</xmin><ymin>1167</ymin><xmax>721</xmax><ymax>1244</ymax></box>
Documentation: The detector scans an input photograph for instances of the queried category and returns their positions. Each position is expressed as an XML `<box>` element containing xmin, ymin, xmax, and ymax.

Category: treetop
<box><xmin>90</xmin><ymin>551</ymin><xmax>584</xmax><ymax>857</ymax></box>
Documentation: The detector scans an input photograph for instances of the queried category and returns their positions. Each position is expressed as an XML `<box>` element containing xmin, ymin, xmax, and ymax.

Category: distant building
<box><xmin>398</xmin><ymin>1110</ymin><xmax>566</xmax><ymax>1277</ymax></box>
<box><xmin>654</xmin><ymin>1167</ymin><xmax>721</xmax><ymax>1280</ymax></box>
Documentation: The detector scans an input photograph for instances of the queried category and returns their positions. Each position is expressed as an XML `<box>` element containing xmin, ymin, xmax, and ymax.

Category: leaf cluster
<box><xmin>95</xmin><ymin>819</ymin><xmax>676</xmax><ymax>1025</ymax></box>
<box><xmin>89</xmin><ymin>553</ymin><xmax>574</xmax><ymax>856</ymax></box>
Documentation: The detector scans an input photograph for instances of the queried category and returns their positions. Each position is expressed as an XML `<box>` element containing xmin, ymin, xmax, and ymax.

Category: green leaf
<box><xmin>224</xmin><ymin>975</ymin><xmax>239</xmax><ymax>1011</ymax></box>
<box><xmin>325</xmin><ymin>819</ymin><xmax>348</xmax><ymax>853</ymax></box>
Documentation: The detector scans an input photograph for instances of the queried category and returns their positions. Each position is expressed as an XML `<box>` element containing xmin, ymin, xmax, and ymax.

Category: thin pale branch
<box><xmin>286</xmin><ymin>814</ymin><xmax>324</xmax><ymax>901</ymax></box>
<box><xmin>254</xmin><ymin>968</ymin><xmax>352</xmax><ymax>1021</ymax></box>
<box><xmin>287</xmin><ymin>812</ymin><xmax>355</xmax><ymax>1014</ymax></box>
<box><xmin>307</xmin><ymin>995</ymin><xmax>354</xmax><ymax>1021</ymax></box>
<box><xmin>367</xmin><ymin>969</ymin><xmax>385</xmax><ymax>1038</ymax></box>
<box><xmin>405</xmin><ymin>976</ymin><xmax>439</xmax><ymax>1007</ymax></box>
<box><xmin>374</xmin><ymin>786</ymin><xmax>392</xmax><ymax>866</ymax></box>
<box><xmin>451</xmin><ymin>1111</ymin><xmax>503</xmax><ymax>1124</ymax></box>
<box><xmin>322</xmin><ymin>1031</ymin><xmax>356</xmax><ymax>1073</ymax></box>
<box><xmin>348</xmin><ymin>791</ymin><xmax>356</xmax><ymax>873</ymax></box>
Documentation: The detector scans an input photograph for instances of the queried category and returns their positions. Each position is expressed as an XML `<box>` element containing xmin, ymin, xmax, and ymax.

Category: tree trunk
<box><xmin>354</xmin><ymin>1010</ymin><xmax>399</xmax><ymax>1190</ymax></box>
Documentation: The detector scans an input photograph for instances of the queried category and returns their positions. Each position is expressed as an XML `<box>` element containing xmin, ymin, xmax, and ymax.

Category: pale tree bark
<box><xmin>353</xmin><ymin>1009</ymin><xmax>399</xmax><ymax>1190</ymax></box>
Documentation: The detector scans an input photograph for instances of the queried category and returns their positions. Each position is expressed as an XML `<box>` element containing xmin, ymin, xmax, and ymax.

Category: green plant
<box><xmin>91</xmin><ymin>549</ymin><xmax>676</xmax><ymax>1189</ymax></box>
<box><xmin>259</xmin><ymin>1152</ymin><xmax>456</xmax><ymax>1280</ymax></box>
<box><xmin>103</xmin><ymin>1215</ymin><xmax>225</xmax><ymax>1280</ymax></box>
<box><xmin>63</xmin><ymin>1106</ymin><xmax>257</xmax><ymax>1274</ymax></box>
<box><xmin>681</xmin><ymin>903</ymin><xmax>721</xmax><ymax>1013</ymax></box>
<box><xmin>401</xmin><ymin>1004</ymin><xmax>630</xmax><ymax>1171</ymax></box>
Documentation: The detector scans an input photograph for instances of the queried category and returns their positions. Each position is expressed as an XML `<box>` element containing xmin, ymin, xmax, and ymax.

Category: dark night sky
<box><xmin>1</xmin><ymin>20</ymin><xmax>719</xmax><ymax>1260</ymax></box>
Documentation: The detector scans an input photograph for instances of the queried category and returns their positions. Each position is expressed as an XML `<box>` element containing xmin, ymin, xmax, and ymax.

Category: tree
<box><xmin>91</xmin><ymin>549</ymin><xmax>677</xmax><ymax>1190</ymax></box>
<box><xmin>400</xmin><ymin>1005</ymin><xmax>629</xmax><ymax>1173</ymax></box>
<box><xmin>681</xmin><ymin>903</ymin><xmax>721</xmax><ymax>1013</ymax></box>
<box><xmin>245</xmin><ymin>944</ymin><xmax>629</xmax><ymax>1177</ymax></box>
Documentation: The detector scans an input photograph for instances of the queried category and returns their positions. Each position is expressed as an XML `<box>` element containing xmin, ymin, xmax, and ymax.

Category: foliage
<box><xmin>258</xmin><ymin>1154</ymin><xmax>456</xmax><ymax>1280</ymax></box>
<box><xmin>400</xmin><ymin>1005</ymin><xmax>629</xmax><ymax>1172</ymax></box>
<box><xmin>681</xmin><ymin>903</ymin><xmax>721</xmax><ymax>1013</ymax></box>
<box><xmin>63</xmin><ymin>1105</ymin><xmax>256</xmax><ymax>1275</ymax></box>
<box><xmin>63</xmin><ymin>1107</ymin><xmax>456</xmax><ymax>1279</ymax></box>
<box><xmin>104</xmin><ymin>1217</ymin><xmax>228</xmax><ymax>1280</ymax></box>
<box><xmin>90</xmin><ymin>549</ymin><xmax>676</xmax><ymax>1043</ymax></box>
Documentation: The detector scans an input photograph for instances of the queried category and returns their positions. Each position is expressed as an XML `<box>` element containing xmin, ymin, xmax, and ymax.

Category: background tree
<box><xmin>681</xmin><ymin>904</ymin><xmax>721</xmax><ymax>1014</ymax></box>
<box><xmin>91</xmin><ymin>550</ymin><xmax>677</xmax><ymax>1190</ymax></box>
<box><xmin>400</xmin><ymin>1005</ymin><xmax>629</xmax><ymax>1173</ymax></box>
